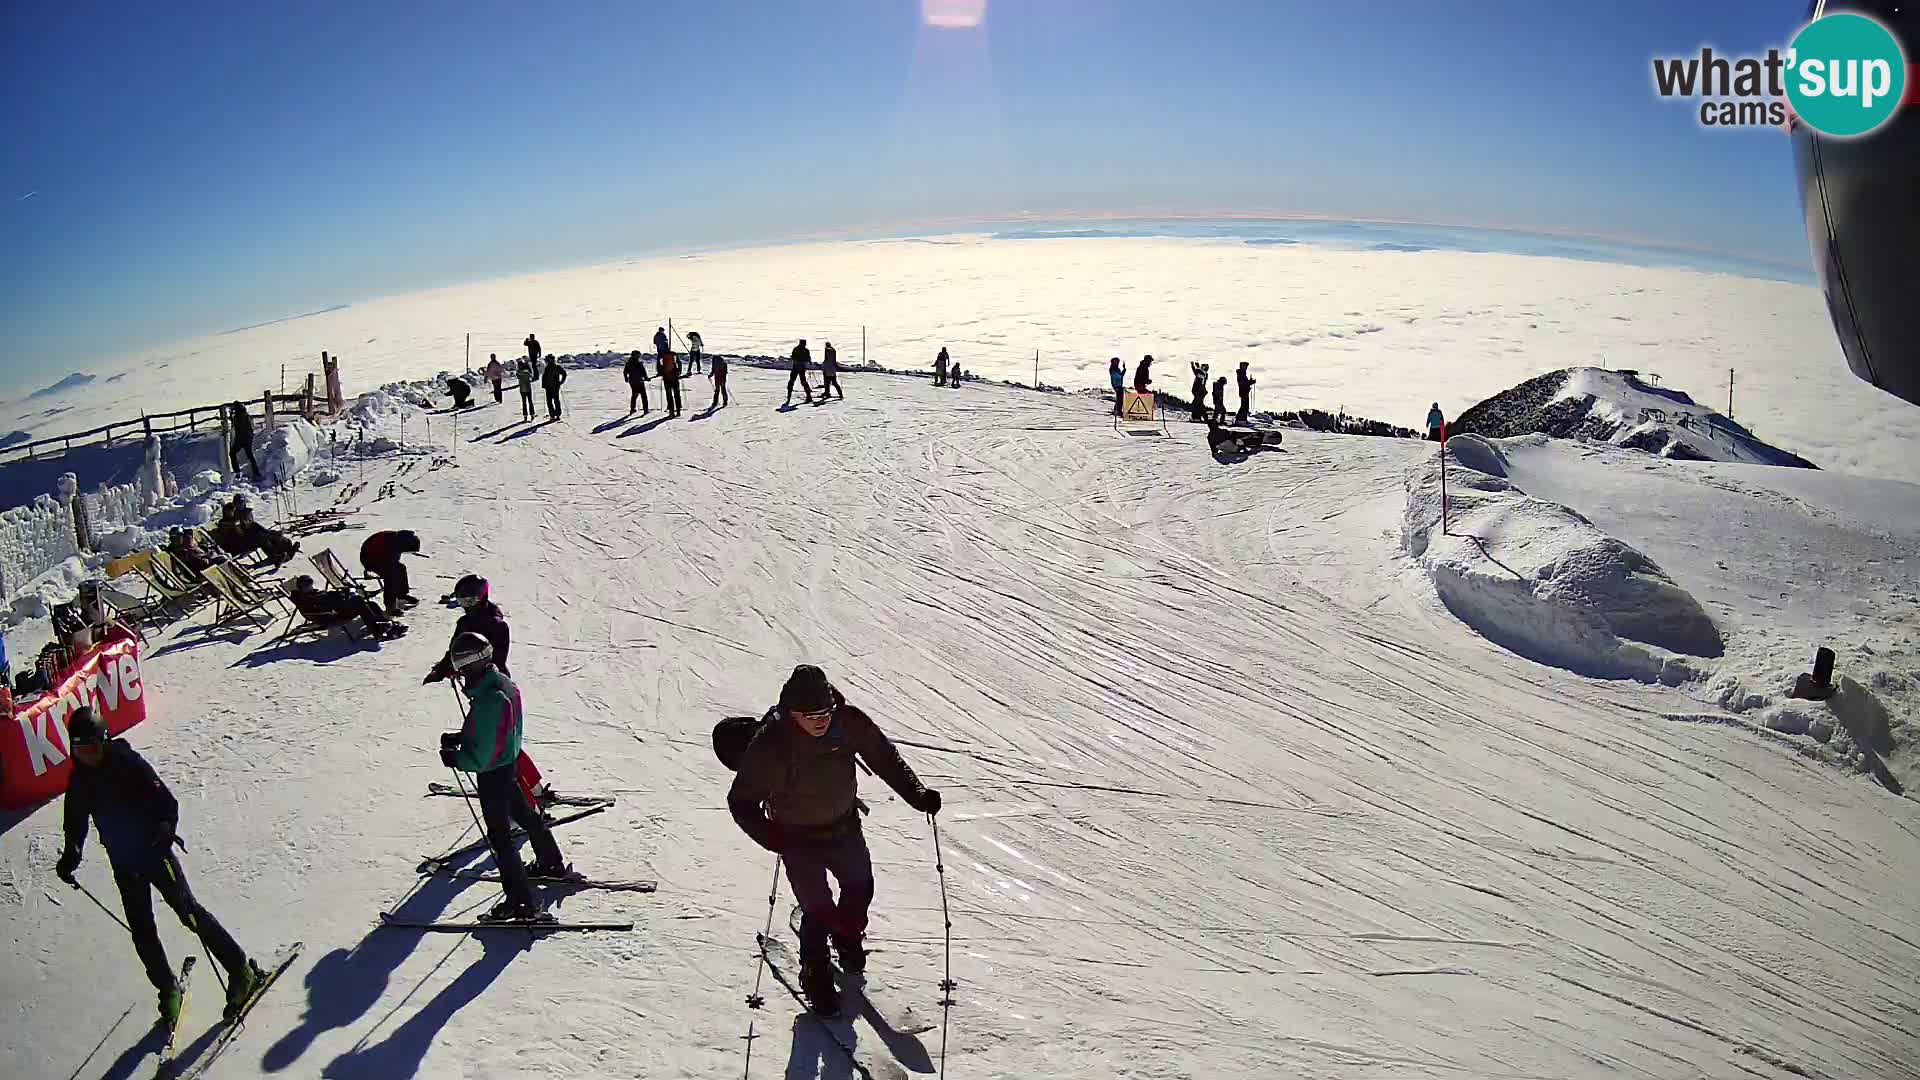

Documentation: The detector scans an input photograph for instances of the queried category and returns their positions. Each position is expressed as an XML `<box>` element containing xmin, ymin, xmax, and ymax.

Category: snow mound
<box><xmin>1454</xmin><ymin>367</ymin><xmax>1818</xmax><ymax>468</ymax></box>
<box><xmin>256</xmin><ymin>418</ymin><xmax>322</xmax><ymax>487</ymax></box>
<box><xmin>1404</xmin><ymin>434</ymin><xmax>1723</xmax><ymax>680</ymax></box>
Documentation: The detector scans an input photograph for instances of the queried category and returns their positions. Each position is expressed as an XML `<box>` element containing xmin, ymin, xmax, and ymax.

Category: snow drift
<box><xmin>1404</xmin><ymin>434</ymin><xmax>1723</xmax><ymax>681</ymax></box>
<box><xmin>1453</xmin><ymin>367</ymin><xmax>1817</xmax><ymax>468</ymax></box>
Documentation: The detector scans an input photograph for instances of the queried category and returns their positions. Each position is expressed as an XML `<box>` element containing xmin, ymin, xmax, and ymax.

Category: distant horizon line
<box><xmin>7</xmin><ymin>210</ymin><xmax>1815</xmax><ymax>399</ymax></box>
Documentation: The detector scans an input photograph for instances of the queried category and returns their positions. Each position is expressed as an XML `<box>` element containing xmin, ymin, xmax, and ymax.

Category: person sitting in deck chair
<box><xmin>166</xmin><ymin>529</ymin><xmax>216</xmax><ymax>575</ymax></box>
<box><xmin>212</xmin><ymin>497</ymin><xmax>299</xmax><ymax>567</ymax></box>
<box><xmin>288</xmin><ymin>576</ymin><xmax>407</xmax><ymax>640</ymax></box>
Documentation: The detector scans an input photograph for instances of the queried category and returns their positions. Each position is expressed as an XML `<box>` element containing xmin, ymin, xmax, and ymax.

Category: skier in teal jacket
<box><xmin>439</xmin><ymin>632</ymin><xmax>576</xmax><ymax>920</ymax></box>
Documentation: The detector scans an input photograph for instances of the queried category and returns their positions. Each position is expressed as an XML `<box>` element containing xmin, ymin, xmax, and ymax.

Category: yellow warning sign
<box><xmin>1122</xmin><ymin>392</ymin><xmax>1156</xmax><ymax>421</ymax></box>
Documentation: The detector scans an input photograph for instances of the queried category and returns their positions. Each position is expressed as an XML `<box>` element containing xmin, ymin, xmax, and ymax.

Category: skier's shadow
<box><xmin>318</xmin><ymin>930</ymin><xmax>527</xmax><ymax>1079</ymax></box>
<box><xmin>592</xmin><ymin>415</ymin><xmax>633</xmax><ymax>434</ymax></box>
<box><xmin>618</xmin><ymin>415</ymin><xmax>672</xmax><ymax>438</ymax></box>
<box><xmin>94</xmin><ymin>1022</ymin><xmax>166</xmax><ymax>1080</ymax></box>
<box><xmin>785</xmin><ymin>1015</ymin><xmax>858</xmax><ymax>1080</ymax></box>
<box><xmin>258</xmin><ymin>852</ymin><xmax>490</xmax><ymax>1074</ymax></box>
<box><xmin>502</xmin><ymin>419</ymin><xmax>558</xmax><ymax>442</ymax></box>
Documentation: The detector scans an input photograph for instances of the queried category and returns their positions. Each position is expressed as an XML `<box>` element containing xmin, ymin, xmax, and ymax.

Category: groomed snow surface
<box><xmin>3</xmin><ymin>366</ymin><xmax>1916</xmax><ymax>1080</ymax></box>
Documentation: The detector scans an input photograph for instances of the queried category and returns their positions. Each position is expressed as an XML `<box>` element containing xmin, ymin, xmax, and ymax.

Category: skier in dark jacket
<box><xmin>360</xmin><ymin>529</ymin><xmax>423</xmax><ymax>615</ymax></box>
<box><xmin>516</xmin><ymin>357</ymin><xmax>537</xmax><ymax>421</ymax></box>
<box><xmin>1212</xmin><ymin>376</ymin><xmax>1229</xmax><ymax>425</ymax></box>
<box><xmin>1133</xmin><ymin>355</ymin><xmax>1154</xmax><ymax>395</ymax></box>
<box><xmin>653</xmin><ymin>327</ymin><xmax>670</xmax><ymax>359</ymax></box>
<box><xmin>227</xmin><ymin>401</ymin><xmax>261</xmax><ymax>481</ymax></box>
<box><xmin>541</xmin><ymin>356</ymin><xmax>567</xmax><ymax>419</ymax></box>
<box><xmin>728</xmin><ymin>665</ymin><xmax>942</xmax><ymax>1017</ymax></box>
<box><xmin>935</xmin><ymin>347</ymin><xmax>950</xmax><ymax>387</ymax></box>
<box><xmin>786</xmin><ymin>340</ymin><xmax>814</xmax><ymax>406</ymax></box>
<box><xmin>423</xmin><ymin>575</ymin><xmax>510</xmax><ymax>680</ymax></box>
<box><xmin>659</xmin><ymin>350</ymin><xmax>684</xmax><ymax>417</ymax></box>
<box><xmin>624</xmin><ymin>351</ymin><xmax>651</xmax><ymax>414</ymax></box>
<box><xmin>818</xmin><ymin>342</ymin><xmax>842</xmax><ymax>401</ymax></box>
<box><xmin>57</xmin><ymin>707</ymin><xmax>264</xmax><ymax>1024</ymax></box>
<box><xmin>1190</xmin><ymin>363</ymin><xmax>1209</xmax><ymax>422</ymax></box>
<box><xmin>439</xmin><ymin>633</ymin><xmax>580</xmax><ymax>921</ymax></box>
<box><xmin>1235</xmin><ymin>362</ymin><xmax>1255</xmax><ymax>425</ymax></box>
<box><xmin>524</xmin><ymin>332</ymin><xmax>542</xmax><ymax>362</ymax></box>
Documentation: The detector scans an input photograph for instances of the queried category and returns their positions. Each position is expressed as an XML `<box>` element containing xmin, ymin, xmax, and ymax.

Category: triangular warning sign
<box><xmin>1123</xmin><ymin>393</ymin><xmax>1155</xmax><ymax>420</ymax></box>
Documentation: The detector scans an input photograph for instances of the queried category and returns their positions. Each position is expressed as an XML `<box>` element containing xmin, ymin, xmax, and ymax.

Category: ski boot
<box><xmin>799</xmin><ymin>958</ymin><xmax>840</xmax><ymax>1018</ymax></box>
<box><xmin>224</xmin><ymin>959</ymin><xmax>266</xmax><ymax>1022</ymax></box>
<box><xmin>830</xmin><ymin>933</ymin><xmax>867</xmax><ymax>976</ymax></box>
<box><xmin>158</xmin><ymin>980</ymin><xmax>185</xmax><ymax>1027</ymax></box>
<box><xmin>479</xmin><ymin>899</ymin><xmax>552</xmax><ymax>924</ymax></box>
<box><xmin>528</xmin><ymin>859</ymin><xmax>588</xmax><ymax>884</ymax></box>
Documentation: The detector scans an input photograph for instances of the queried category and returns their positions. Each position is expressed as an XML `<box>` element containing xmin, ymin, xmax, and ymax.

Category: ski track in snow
<box><xmin>3</xmin><ymin>366</ymin><xmax>1916</xmax><ymax>1080</ymax></box>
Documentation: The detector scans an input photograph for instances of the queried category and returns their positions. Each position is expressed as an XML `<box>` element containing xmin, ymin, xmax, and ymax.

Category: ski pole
<box><xmin>69</xmin><ymin>879</ymin><xmax>130</xmax><ymax>933</ymax></box>
<box><xmin>930</xmin><ymin>814</ymin><xmax>956</xmax><ymax>1080</ymax></box>
<box><xmin>445</xmin><ymin>683</ymin><xmax>489</xmax><ymax>849</ymax></box>
<box><xmin>740</xmin><ymin>854</ymin><xmax>783</xmax><ymax>1080</ymax></box>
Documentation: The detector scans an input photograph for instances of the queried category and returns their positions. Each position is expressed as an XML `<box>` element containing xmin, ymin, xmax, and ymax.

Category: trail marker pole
<box><xmin>1034</xmin><ymin>349</ymin><xmax>1039</xmax><ymax>389</ymax></box>
<box><xmin>1728</xmin><ymin>367</ymin><xmax>1734</xmax><ymax>418</ymax></box>
<box><xmin>1439</xmin><ymin>420</ymin><xmax>1449</xmax><ymax>536</ymax></box>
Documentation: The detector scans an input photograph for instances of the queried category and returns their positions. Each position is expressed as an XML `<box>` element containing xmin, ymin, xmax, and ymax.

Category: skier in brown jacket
<box><xmin>726</xmin><ymin>664</ymin><xmax>942</xmax><ymax>1016</ymax></box>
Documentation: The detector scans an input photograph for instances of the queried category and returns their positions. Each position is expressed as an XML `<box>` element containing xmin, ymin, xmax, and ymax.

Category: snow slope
<box><xmin>2</xmin><ymin>366</ymin><xmax>1915</xmax><ymax>1080</ymax></box>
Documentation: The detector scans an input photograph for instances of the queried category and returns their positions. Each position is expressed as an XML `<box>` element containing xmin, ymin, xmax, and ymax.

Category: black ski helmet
<box><xmin>449</xmin><ymin>631</ymin><xmax>493</xmax><ymax>673</ymax></box>
<box><xmin>453</xmin><ymin>575</ymin><xmax>489</xmax><ymax>605</ymax></box>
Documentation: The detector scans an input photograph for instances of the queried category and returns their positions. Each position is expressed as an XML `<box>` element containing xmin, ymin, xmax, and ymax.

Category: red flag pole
<box><xmin>1439</xmin><ymin>420</ymin><xmax>1449</xmax><ymax>536</ymax></box>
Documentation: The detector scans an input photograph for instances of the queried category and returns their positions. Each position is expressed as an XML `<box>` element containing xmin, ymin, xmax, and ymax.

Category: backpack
<box><xmin>712</xmin><ymin>714</ymin><xmax>766</xmax><ymax>770</ymax></box>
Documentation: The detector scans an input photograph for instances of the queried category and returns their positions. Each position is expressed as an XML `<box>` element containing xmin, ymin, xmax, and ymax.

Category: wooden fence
<box><xmin>0</xmin><ymin>387</ymin><xmax>319</xmax><ymax>467</ymax></box>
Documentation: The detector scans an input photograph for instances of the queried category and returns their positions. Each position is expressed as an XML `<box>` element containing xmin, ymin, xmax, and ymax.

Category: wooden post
<box><xmin>305</xmin><ymin>372</ymin><xmax>317</xmax><ymax>418</ymax></box>
<box><xmin>466</xmin><ymin>333</ymin><xmax>471</xmax><ymax>374</ymax></box>
<box><xmin>263</xmin><ymin>390</ymin><xmax>277</xmax><ymax>433</ymax></box>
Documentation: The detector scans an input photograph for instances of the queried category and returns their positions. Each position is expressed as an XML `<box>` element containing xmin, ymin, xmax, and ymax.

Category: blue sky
<box><xmin>0</xmin><ymin>0</ymin><xmax>1816</xmax><ymax>392</ymax></box>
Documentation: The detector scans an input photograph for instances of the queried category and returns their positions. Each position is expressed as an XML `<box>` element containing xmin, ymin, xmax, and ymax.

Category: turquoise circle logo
<box><xmin>1787</xmin><ymin>12</ymin><xmax>1907</xmax><ymax>137</ymax></box>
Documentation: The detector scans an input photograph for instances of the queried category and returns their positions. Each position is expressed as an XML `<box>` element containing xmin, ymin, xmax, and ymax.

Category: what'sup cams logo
<box><xmin>1653</xmin><ymin>10</ymin><xmax>1909</xmax><ymax>137</ymax></box>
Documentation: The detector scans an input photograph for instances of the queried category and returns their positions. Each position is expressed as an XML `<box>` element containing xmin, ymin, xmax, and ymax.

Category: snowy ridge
<box><xmin>1454</xmin><ymin>367</ymin><xmax>1818</xmax><ymax>469</ymax></box>
<box><xmin>1403</xmin><ymin>435</ymin><xmax>1723</xmax><ymax>682</ymax></box>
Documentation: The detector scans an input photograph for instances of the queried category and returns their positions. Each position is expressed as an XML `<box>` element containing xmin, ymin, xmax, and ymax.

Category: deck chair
<box><xmin>313</xmin><ymin>549</ymin><xmax>376</xmax><ymax>598</ymax></box>
<box><xmin>140</xmin><ymin>552</ymin><xmax>212</xmax><ymax>618</ymax></box>
<box><xmin>278</xmin><ymin>590</ymin><xmax>362</xmax><ymax>644</ymax></box>
<box><xmin>101</xmin><ymin>551</ymin><xmax>170</xmax><ymax>626</ymax></box>
<box><xmin>199</xmin><ymin>563</ymin><xmax>285</xmax><ymax>629</ymax></box>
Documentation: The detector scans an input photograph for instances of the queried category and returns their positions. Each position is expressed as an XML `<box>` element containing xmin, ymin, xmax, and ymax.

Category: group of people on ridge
<box><xmin>624</xmin><ymin>326</ymin><xmax>724</xmax><ymax>417</ymax></box>
<box><xmin>1110</xmin><ymin>355</ymin><xmax>1258</xmax><ymax>425</ymax></box>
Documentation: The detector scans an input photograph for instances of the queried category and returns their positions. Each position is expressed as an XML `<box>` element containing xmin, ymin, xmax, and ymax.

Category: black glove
<box><xmin>440</xmin><ymin>732</ymin><xmax>463</xmax><ymax>750</ymax></box>
<box><xmin>439</xmin><ymin>732</ymin><xmax>463</xmax><ymax>768</ymax></box>
<box><xmin>423</xmin><ymin>670</ymin><xmax>446</xmax><ymax>685</ymax></box>
<box><xmin>151</xmin><ymin>823</ymin><xmax>178</xmax><ymax>852</ymax></box>
<box><xmin>912</xmin><ymin>788</ymin><xmax>942</xmax><ymax>816</ymax></box>
<box><xmin>55</xmin><ymin>849</ymin><xmax>79</xmax><ymax>886</ymax></box>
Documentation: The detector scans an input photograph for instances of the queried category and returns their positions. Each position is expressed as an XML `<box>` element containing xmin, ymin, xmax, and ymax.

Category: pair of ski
<box><xmin>751</xmin><ymin>933</ymin><xmax>934</xmax><ymax>1080</ymax></box>
<box><xmin>424</xmin><ymin>782</ymin><xmax>614</xmax><ymax>809</ymax></box>
<box><xmin>154</xmin><ymin>942</ymin><xmax>303</xmax><ymax>1079</ymax></box>
<box><xmin>389</xmin><ymin>798</ymin><xmax>646</xmax><ymax>933</ymax></box>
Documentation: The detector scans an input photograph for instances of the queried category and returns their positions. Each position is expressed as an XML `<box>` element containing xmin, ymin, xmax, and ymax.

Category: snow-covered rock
<box><xmin>1453</xmin><ymin>367</ymin><xmax>1818</xmax><ymax>468</ymax></box>
<box><xmin>1403</xmin><ymin>434</ymin><xmax>1723</xmax><ymax>681</ymax></box>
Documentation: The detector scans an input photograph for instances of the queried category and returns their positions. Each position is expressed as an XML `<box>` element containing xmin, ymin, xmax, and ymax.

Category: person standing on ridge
<box><xmin>1427</xmin><ymin>403</ymin><xmax>1445</xmax><ymax>442</ymax></box>
<box><xmin>524</xmin><ymin>332</ymin><xmax>541</xmax><ymax>362</ymax></box>
<box><xmin>1133</xmin><ymin>355</ymin><xmax>1154</xmax><ymax>396</ymax></box>
<box><xmin>486</xmin><ymin>354</ymin><xmax>506</xmax><ymax>404</ymax></box>
<box><xmin>439</xmin><ymin>633</ymin><xmax>581</xmax><ymax>922</ymax></box>
<box><xmin>786</xmin><ymin>339</ymin><xmax>814</xmax><ymax>407</ymax></box>
<box><xmin>818</xmin><ymin>342</ymin><xmax>842</xmax><ymax>401</ymax></box>
<box><xmin>227</xmin><ymin>401</ymin><xmax>261</xmax><ymax>482</ymax></box>
<box><xmin>624</xmin><ymin>351</ymin><xmax>651</xmax><ymax>414</ymax></box>
<box><xmin>360</xmin><ymin>528</ymin><xmax>424</xmax><ymax>616</ymax></box>
<box><xmin>1190</xmin><ymin>363</ymin><xmax>1209</xmax><ymax>423</ymax></box>
<box><xmin>1212</xmin><ymin>375</ymin><xmax>1229</xmax><ymax>425</ymax></box>
<box><xmin>542</xmin><ymin>355</ymin><xmax>567</xmax><ymax>420</ymax></box>
<box><xmin>726</xmin><ymin>665</ymin><xmax>943</xmax><ymax>1018</ymax></box>
<box><xmin>653</xmin><ymin>326</ymin><xmax>670</xmax><ymax>361</ymax></box>
<box><xmin>1235</xmin><ymin>362</ymin><xmax>1255</xmax><ymax>425</ymax></box>
<box><xmin>516</xmin><ymin>356</ymin><xmax>537</xmax><ymax>421</ymax></box>
<box><xmin>57</xmin><ymin>707</ymin><xmax>266</xmax><ymax>1025</ymax></box>
<box><xmin>659</xmin><ymin>348</ymin><xmax>683</xmax><ymax>418</ymax></box>
<box><xmin>934</xmin><ymin>347</ymin><xmax>950</xmax><ymax>388</ymax></box>
<box><xmin>708</xmin><ymin>351</ymin><xmax>731</xmax><ymax>410</ymax></box>
<box><xmin>1109</xmin><ymin>357</ymin><xmax>1125</xmax><ymax>415</ymax></box>
<box><xmin>686</xmin><ymin>330</ymin><xmax>704</xmax><ymax>375</ymax></box>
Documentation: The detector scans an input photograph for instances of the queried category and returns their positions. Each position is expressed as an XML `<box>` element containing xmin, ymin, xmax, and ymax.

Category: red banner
<box><xmin>1</xmin><ymin>636</ymin><xmax>148</xmax><ymax>809</ymax></box>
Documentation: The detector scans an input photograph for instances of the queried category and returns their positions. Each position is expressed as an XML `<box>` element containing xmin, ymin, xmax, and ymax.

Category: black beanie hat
<box><xmin>780</xmin><ymin>665</ymin><xmax>833</xmax><ymax>713</ymax></box>
<box><xmin>68</xmin><ymin>706</ymin><xmax>105</xmax><ymax>744</ymax></box>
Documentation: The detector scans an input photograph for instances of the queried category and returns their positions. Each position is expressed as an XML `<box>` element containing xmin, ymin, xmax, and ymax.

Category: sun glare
<box><xmin>923</xmin><ymin>0</ymin><xmax>986</xmax><ymax>30</ymax></box>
